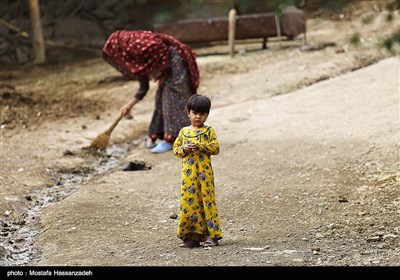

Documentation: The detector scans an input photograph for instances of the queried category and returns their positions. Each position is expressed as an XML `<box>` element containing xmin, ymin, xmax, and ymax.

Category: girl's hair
<box><xmin>186</xmin><ymin>94</ymin><xmax>211</xmax><ymax>114</ymax></box>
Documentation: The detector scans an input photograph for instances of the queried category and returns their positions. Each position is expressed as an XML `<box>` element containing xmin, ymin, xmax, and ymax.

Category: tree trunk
<box><xmin>28</xmin><ymin>0</ymin><xmax>45</xmax><ymax>64</ymax></box>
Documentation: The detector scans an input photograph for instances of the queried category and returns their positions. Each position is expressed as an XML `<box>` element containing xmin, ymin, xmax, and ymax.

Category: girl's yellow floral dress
<box><xmin>173</xmin><ymin>125</ymin><xmax>223</xmax><ymax>242</ymax></box>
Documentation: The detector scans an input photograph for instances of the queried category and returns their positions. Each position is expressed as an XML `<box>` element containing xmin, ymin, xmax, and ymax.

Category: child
<box><xmin>173</xmin><ymin>94</ymin><xmax>223</xmax><ymax>248</ymax></box>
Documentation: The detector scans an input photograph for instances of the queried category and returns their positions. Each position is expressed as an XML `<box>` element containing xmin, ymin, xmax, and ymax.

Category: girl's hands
<box><xmin>184</xmin><ymin>143</ymin><xmax>198</xmax><ymax>153</ymax></box>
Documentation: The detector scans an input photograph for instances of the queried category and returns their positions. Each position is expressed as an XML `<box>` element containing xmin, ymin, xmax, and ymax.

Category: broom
<box><xmin>90</xmin><ymin>113</ymin><xmax>123</xmax><ymax>150</ymax></box>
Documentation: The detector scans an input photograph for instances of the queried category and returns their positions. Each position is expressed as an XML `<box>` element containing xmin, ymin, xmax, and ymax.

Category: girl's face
<box><xmin>188</xmin><ymin>110</ymin><xmax>208</xmax><ymax>129</ymax></box>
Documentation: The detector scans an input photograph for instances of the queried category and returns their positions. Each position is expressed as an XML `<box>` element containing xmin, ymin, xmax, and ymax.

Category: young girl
<box><xmin>173</xmin><ymin>94</ymin><xmax>223</xmax><ymax>248</ymax></box>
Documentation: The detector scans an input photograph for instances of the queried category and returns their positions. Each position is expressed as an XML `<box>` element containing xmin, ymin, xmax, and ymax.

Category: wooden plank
<box><xmin>153</xmin><ymin>7</ymin><xmax>306</xmax><ymax>44</ymax></box>
<box><xmin>154</xmin><ymin>17</ymin><xmax>229</xmax><ymax>44</ymax></box>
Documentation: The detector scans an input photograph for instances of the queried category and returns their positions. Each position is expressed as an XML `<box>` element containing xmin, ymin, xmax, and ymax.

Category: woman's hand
<box><xmin>120</xmin><ymin>97</ymin><xmax>139</xmax><ymax>117</ymax></box>
<box><xmin>120</xmin><ymin>103</ymin><xmax>132</xmax><ymax>117</ymax></box>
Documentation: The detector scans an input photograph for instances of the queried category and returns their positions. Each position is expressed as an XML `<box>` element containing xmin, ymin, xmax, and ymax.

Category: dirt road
<box><xmin>0</xmin><ymin>10</ymin><xmax>399</xmax><ymax>267</ymax></box>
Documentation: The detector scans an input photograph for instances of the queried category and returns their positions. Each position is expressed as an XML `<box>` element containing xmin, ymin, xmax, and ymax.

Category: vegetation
<box><xmin>382</xmin><ymin>29</ymin><xmax>400</xmax><ymax>51</ymax></box>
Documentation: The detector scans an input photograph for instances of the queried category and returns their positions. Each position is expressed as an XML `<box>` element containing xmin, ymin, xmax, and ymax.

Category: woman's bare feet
<box><xmin>144</xmin><ymin>137</ymin><xmax>156</xmax><ymax>148</ymax></box>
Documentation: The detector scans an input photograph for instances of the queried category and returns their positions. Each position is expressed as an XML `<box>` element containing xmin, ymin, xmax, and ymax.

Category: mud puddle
<box><xmin>0</xmin><ymin>139</ymin><xmax>145</xmax><ymax>266</ymax></box>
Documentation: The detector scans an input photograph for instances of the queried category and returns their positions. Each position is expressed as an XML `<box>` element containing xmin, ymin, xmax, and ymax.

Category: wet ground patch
<box><xmin>0</xmin><ymin>140</ymin><xmax>146</xmax><ymax>266</ymax></box>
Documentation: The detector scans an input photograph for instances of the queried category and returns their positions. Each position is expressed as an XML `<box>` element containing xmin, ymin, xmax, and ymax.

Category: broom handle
<box><xmin>105</xmin><ymin>114</ymin><xmax>123</xmax><ymax>134</ymax></box>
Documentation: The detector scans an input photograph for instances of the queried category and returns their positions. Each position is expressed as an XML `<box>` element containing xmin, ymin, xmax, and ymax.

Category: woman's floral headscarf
<box><xmin>102</xmin><ymin>30</ymin><xmax>199</xmax><ymax>91</ymax></box>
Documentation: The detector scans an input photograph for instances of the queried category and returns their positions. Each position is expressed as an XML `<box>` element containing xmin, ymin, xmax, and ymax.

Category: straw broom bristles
<box><xmin>90</xmin><ymin>114</ymin><xmax>123</xmax><ymax>150</ymax></box>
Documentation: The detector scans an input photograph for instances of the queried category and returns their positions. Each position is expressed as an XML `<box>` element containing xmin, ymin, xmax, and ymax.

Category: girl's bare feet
<box><xmin>203</xmin><ymin>236</ymin><xmax>219</xmax><ymax>247</ymax></box>
<box><xmin>179</xmin><ymin>239</ymin><xmax>200</xmax><ymax>248</ymax></box>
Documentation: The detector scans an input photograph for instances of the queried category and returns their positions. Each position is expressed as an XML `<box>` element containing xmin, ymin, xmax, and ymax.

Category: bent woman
<box><xmin>102</xmin><ymin>30</ymin><xmax>200</xmax><ymax>153</ymax></box>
